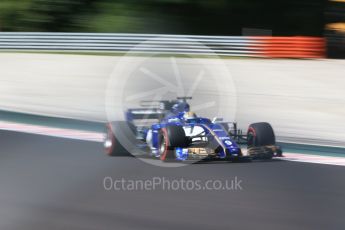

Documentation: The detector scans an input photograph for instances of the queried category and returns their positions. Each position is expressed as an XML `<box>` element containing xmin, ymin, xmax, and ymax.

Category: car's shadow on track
<box><xmin>187</xmin><ymin>158</ymin><xmax>284</xmax><ymax>165</ymax></box>
<box><xmin>111</xmin><ymin>151</ymin><xmax>285</xmax><ymax>165</ymax></box>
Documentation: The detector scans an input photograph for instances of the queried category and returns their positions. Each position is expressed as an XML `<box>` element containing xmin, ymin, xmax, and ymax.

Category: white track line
<box><xmin>0</xmin><ymin>121</ymin><xmax>104</xmax><ymax>142</ymax></box>
<box><xmin>282</xmin><ymin>152</ymin><xmax>345</xmax><ymax>166</ymax></box>
<box><xmin>1</xmin><ymin>121</ymin><xmax>344</xmax><ymax>166</ymax></box>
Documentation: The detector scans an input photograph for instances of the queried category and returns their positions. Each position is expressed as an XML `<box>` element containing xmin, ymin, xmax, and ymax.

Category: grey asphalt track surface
<box><xmin>1</xmin><ymin>130</ymin><xmax>345</xmax><ymax>230</ymax></box>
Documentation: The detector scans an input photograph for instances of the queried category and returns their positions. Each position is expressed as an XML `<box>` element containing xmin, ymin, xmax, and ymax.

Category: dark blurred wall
<box><xmin>325</xmin><ymin>0</ymin><xmax>345</xmax><ymax>58</ymax></box>
<box><xmin>0</xmin><ymin>0</ymin><xmax>326</xmax><ymax>35</ymax></box>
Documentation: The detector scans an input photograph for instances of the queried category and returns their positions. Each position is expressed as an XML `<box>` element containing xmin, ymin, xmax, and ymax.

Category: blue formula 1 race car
<box><xmin>104</xmin><ymin>97</ymin><xmax>283</xmax><ymax>162</ymax></box>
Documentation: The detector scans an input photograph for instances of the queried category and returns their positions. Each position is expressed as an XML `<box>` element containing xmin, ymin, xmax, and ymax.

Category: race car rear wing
<box><xmin>126</xmin><ymin>108</ymin><xmax>165</xmax><ymax>121</ymax></box>
<box><xmin>140</xmin><ymin>100</ymin><xmax>181</xmax><ymax>110</ymax></box>
<box><xmin>126</xmin><ymin>97</ymin><xmax>193</xmax><ymax>123</ymax></box>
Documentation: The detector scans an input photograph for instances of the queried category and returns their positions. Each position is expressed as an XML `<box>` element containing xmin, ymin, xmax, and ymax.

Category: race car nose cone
<box><xmin>229</xmin><ymin>147</ymin><xmax>241</xmax><ymax>155</ymax></box>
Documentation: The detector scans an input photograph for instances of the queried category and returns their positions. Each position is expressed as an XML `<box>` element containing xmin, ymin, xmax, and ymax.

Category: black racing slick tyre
<box><xmin>104</xmin><ymin>121</ymin><xmax>135</xmax><ymax>157</ymax></box>
<box><xmin>247</xmin><ymin>122</ymin><xmax>276</xmax><ymax>147</ymax></box>
<box><xmin>159</xmin><ymin>125</ymin><xmax>187</xmax><ymax>162</ymax></box>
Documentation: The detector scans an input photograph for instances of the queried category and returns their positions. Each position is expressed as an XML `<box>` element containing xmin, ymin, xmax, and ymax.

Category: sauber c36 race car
<box><xmin>104</xmin><ymin>97</ymin><xmax>283</xmax><ymax>162</ymax></box>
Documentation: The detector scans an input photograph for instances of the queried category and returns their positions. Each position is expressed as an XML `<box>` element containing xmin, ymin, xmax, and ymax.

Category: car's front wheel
<box><xmin>247</xmin><ymin>122</ymin><xmax>276</xmax><ymax>147</ymax></box>
<box><xmin>247</xmin><ymin>122</ymin><xmax>276</xmax><ymax>159</ymax></box>
<box><xmin>159</xmin><ymin>125</ymin><xmax>187</xmax><ymax>162</ymax></box>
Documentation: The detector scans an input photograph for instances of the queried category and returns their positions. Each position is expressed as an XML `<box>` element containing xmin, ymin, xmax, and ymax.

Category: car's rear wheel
<box><xmin>104</xmin><ymin>122</ymin><xmax>132</xmax><ymax>156</ymax></box>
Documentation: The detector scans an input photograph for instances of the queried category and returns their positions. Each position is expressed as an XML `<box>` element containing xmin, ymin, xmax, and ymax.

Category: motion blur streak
<box><xmin>0</xmin><ymin>53</ymin><xmax>344</xmax><ymax>147</ymax></box>
<box><xmin>252</xmin><ymin>36</ymin><xmax>325</xmax><ymax>58</ymax></box>
<box><xmin>0</xmin><ymin>33</ymin><xmax>325</xmax><ymax>58</ymax></box>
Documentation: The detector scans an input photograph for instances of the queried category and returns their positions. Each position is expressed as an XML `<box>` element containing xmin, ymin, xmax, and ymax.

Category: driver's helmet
<box><xmin>183</xmin><ymin>111</ymin><xmax>197</xmax><ymax>120</ymax></box>
<box><xmin>171</xmin><ymin>102</ymin><xmax>190</xmax><ymax>114</ymax></box>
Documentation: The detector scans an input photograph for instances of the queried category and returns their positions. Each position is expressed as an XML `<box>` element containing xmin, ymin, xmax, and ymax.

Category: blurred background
<box><xmin>0</xmin><ymin>0</ymin><xmax>343</xmax><ymax>146</ymax></box>
<box><xmin>0</xmin><ymin>0</ymin><xmax>344</xmax><ymax>57</ymax></box>
<box><xmin>0</xmin><ymin>0</ymin><xmax>329</xmax><ymax>35</ymax></box>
